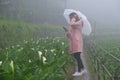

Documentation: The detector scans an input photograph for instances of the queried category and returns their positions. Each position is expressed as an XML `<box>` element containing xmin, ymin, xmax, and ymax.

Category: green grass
<box><xmin>0</xmin><ymin>19</ymin><xmax>64</xmax><ymax>48</ymax></box>
<box><xmin>85</xmin><ymin>38</ymin><xmax>120</xmax><ymax>80</ymax></box>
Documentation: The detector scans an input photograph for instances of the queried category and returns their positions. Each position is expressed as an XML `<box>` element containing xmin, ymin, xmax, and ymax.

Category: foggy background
<box><xmin>67</xmin><ymin>0</ymin><xmax>120</xmax><ymax>25</ymax></box>
<box><xmin>66</xmin><ymin>0</ymin><xmax>120</xmax><ymax>39</ymax></box>
<box><xmin>0</xmin><ymin>0</ymin><xmax>120</xmax><ymax>38</ymax></box>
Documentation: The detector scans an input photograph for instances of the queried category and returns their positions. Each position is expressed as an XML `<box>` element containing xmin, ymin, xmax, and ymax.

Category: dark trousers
<box><xmin>73</xmin><ymin>52</ymin><xmax>84</xmax><ymax>72</ymax></box>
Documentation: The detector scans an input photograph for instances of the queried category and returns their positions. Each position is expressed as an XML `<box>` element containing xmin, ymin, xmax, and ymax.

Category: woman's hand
<box><xmin>70</xmin><ymin>18</ymin><xmax>81</xmax><ymax>26</ymax></box>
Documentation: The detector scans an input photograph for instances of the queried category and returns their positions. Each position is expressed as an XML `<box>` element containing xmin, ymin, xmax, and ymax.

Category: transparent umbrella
<box><xmin>63</xmin><ymin>9</ymin><xmax>92</xmax><ymax>36</ymax></box>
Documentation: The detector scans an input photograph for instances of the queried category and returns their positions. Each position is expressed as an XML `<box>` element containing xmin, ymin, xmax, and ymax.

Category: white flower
<box><xmin>18</xmin><ymin>47</ymin><xmax>23</xmax><ymax>52</ymax></box>
<box><xmin>38</xmin><ymin>51</ymin><xmax>42</xmax><ymax>59</ymax></box>
<box><xmin>29</xmin><ymin>59</ymin><xmax>32</xmax><ymax>63</ymax></box>
<box><xmin>45</xmin><ymin>49</ymin><xmax>47</xmax><ymax>52</ymax></box>
<box><xmin>0</xmin><ymin>61</ymin><xmax>2</xmax><ymax>66</ymax></box>
<box><xmin>62</xmin><ymin>42</ymin><xmax>64</xmax><ymax>45</ymax></box>
<box><xmin>62</xmin><ymin>51</ymin><xmax>64</xmax><ymax>54</ymax></box>
<box><xmin>50</xmin><ymin>49</ymin><xmax>55</xmax><ymax>53</ymax></box>
<box><xmin>10</xmin><ymin>60</ymin><xmax>14</xmax><ymax>73</ymax></box>
<box><xmin>36</xmin><ymin>40</ymin><xmax>39</xmax><ymax>44</ymax></box>
<box><xmin>31</xmin><ymin>48</ymin><xmax>35</xmax><ymax>51</ymax></box>
<box><xmin>57</xmin><ymin>40</ymin><xmax>59</xmax><ymax>42</ymax></box>
<box><xmin>16</xmin><ymin>45</ymin><xmax>20</xmax><ymax>47</ymax></box>
<box><xmin>54</xmin><ymin>53</ymin><xmax>56</xmax><ymax>56</ymax></box>
<box><xmin>42</xmin><ymin>56</ymin><xmax>47</xmax><ymax>64</ymax></box>
<box><xmin>51</xmin><ymin>49</ymin><xmax>55</xmax><ymax>53</ymax></box>
<box><xmin>12</xmin><ymin>46</ymin><xmax>14</xmax><ymax>48</ymax></box>
<box><xmin>24</xmin><ymin>40</ymin><xmax>28</xmax><ymax>44</ymax></box>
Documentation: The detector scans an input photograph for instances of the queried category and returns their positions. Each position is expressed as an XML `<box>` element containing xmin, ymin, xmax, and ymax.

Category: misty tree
<box><xmin>0</xmin><ymin>0</ymin><xmax>66</xmax><ymax>25</ymax></box>
<box><xmin>0</xmin><ymin>0</ymin><xmax>21</xmax><ymax>20</ymax></box>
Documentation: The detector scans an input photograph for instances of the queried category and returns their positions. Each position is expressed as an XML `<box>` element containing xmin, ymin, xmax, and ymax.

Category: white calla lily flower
<box><xmin>10</xmin><ymin>60</ymin><xmax>14</xmax><ymax>73</ymax></box>
<box><xmin>62</xmin><ymin>51</ymin><xmax>64</xmax><ymax>54</ymax></box>
<box><xmin>42</xmin><ymin>56</ymin><xmax>47</xmax><ymax>64</ymax></box>
<box><xmin>29</xmin><ymin>59</ymin><xmax>32</xmax><ymax>63</ymax></box>
<box><xmin>0</xmin><ymin>61</ymin><xmax>2</xmax><ymax>66</ymax></box>
<box><xmin>38</xmin><ymin>51</ymin><xmax>42</xmax><ymax>59</ymax></box>
<box><xmin>62</xmin><ymin>42</ymin><xmax>64</xmax><ymax>45</ymax></box>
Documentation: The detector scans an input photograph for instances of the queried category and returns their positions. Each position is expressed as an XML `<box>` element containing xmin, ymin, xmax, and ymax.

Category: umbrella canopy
<box><xmin>63</xmin><ymin>9</ymin><xmax>92</xmax><ymax>36</ymax></box>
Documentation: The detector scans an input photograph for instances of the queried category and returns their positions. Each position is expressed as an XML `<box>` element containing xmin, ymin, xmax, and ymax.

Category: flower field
<box><xmin>0</xmin><ymin>38</ymin><xmax>74</xmax><ymax>80</ymax></box>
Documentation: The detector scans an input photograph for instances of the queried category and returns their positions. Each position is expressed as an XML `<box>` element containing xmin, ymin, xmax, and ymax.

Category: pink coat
<box><xmin>67</xmin><ymin>18</ymin><xmax>83</xmax><ymax>54</ymax></box>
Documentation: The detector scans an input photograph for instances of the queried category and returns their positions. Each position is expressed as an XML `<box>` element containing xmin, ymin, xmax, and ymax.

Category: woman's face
<box><xmin>70</xmin><ymin>13</ymin><xmax>77</xmax><ymax>20</ymax></box>
<box><xmin>73</xmin><ymin>14</ymin><xmax>78</xmax><ymax>19</ymax></box>
<box><xmin>70</xmin><ymin>13</ymin><xmax>76</xmax><ymax>19</ymax></box>
<box><xmin>70</xmin><ymin>13</ymin><xmax>79</xmax><ymax>21</ymax></box>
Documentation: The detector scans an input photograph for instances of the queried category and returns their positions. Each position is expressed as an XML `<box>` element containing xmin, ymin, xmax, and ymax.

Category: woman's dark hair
<box><xmin>69</xmin><ymin>12</ymin><xmax>80</xmax><ymax>21</ymax></box>
<box><xmin>69</xmin><ymin>12</ymin><xmax>76</xmax><ymax>19</ymax></box>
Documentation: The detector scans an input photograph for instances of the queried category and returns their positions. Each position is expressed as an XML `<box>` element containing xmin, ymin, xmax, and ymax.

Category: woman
<box><xmin>66</xmin><ymin>12</ymin><xmax>86</xmax><ymax>76</ymax></box>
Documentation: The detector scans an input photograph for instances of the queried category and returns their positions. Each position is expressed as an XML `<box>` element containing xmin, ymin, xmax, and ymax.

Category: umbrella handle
<box><xmin>63</xmin><ymin>26</ymin><xmax>68</xmax><ymax>32</ymax></box>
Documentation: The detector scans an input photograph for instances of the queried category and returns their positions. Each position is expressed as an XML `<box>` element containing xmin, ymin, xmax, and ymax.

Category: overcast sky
<box><xmin>66</xmin><ymin>0</ymin><xmax>120</xmax><ymax>25</ymax></box>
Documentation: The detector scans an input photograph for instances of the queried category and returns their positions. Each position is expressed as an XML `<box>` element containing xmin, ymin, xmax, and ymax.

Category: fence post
<box><xmin>97</xmin><ymin>59</ymin><xmax>100</xmax><ymax>80</ymax></box>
